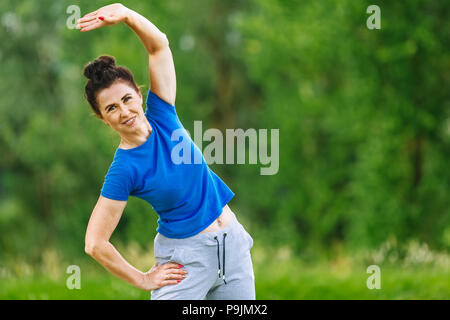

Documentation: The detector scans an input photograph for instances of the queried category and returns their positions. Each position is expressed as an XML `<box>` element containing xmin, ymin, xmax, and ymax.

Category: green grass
<box><xmin>1</xmin><ymin>264</ymin><xmax>448</xmax><ymax>300</ymax></box>
<box><xmin>0</xmin><ymin>275</ymin><xmax>148</xmax><ymax>300</ymax></box>
<box><xmin>255</xmin><ymin>265</ymin><xmax>449</xmax><ymax>299</ymax></box>
<box><xmin>1</xmin><ymin>241</ymin><xmax>449</xmax><ymax>299</ymax></box>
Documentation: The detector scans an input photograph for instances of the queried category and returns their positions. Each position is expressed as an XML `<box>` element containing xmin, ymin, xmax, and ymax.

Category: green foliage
<box><xmin>0</xmin><ymin>0</ymin><xmax>448</xmax><ymax>281</ymax></box>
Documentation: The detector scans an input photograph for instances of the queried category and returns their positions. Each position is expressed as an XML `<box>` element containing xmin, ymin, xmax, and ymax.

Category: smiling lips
<box><xmin>122</xmin><ymin>116</ymin><xmax>137</xmax><ymax>126</ymax></box>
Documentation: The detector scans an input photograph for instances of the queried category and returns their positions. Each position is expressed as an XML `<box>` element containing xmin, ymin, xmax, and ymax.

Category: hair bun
<box><xmin>83</xmin><ymin>55</ymin><xmax>116</xmax><ymax>81</ymax></box>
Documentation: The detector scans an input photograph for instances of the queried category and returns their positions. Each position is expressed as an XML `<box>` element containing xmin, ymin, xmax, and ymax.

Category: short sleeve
<box><xmin>145</xmin><ymin>90</ymin><xmax>178</xmax><ymax>125</ymax></box>
<box><xmin>100</xmin><ymin>161</ymin><xmax>132</xmax><ymax>201</ymax></box>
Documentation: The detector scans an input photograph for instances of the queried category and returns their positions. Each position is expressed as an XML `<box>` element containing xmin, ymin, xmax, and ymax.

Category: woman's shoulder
<box><xmin>145</xmin><ymin>89</ymin><xmax>178</xmax><ymax>120</ymax></box>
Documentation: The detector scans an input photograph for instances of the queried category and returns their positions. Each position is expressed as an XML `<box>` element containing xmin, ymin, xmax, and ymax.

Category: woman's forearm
<box><xmin>87</xmin><ymin>241</ymin><xmax>144</xmax><ymax>289</ymax></box>
<box><xmin>124</xmin><ymin>8</ymin><xmax>169</xmax><ymax>54</ymax></box>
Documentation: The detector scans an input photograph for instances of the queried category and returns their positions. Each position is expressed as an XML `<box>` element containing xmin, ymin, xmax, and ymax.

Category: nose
<box><xmin>120</xmin><ymin>104</ymin><xmax>133</xmax><ymax>118</ymax></box>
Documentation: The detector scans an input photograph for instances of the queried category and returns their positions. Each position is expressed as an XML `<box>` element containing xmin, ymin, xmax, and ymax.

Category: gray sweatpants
<box><xmin>150</xmin><ymin>211</ymin><xmax>255</xmax><ymax>300</ymax></box>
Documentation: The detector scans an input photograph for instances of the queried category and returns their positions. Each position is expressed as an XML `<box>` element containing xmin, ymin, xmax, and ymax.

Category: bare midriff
<box><xmin>198</xmin><ymin>204</ymin><xmax>234</xmax><ymax>234</ymax></box>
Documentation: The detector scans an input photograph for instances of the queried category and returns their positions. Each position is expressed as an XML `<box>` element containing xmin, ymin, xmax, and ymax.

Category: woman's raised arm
<box><xmin>77</xmin><ymin>3</ymin><xmax>176</xmax><ymax>106</ymax></box>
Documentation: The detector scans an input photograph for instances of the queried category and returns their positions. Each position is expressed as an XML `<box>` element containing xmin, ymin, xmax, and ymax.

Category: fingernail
<box><xmin>177</xmin><ymin>280</ymin><xmax>181</xmax><ymax>283</ymax></box>
<box><xmin>98</xmin><ymin>16</ymin><xmax>104</xmax><ymax>21</ymax></box>
<box><xmin>179</xmin><ymin>264</ymin><xmax>183</xmax><ymax>268</ymax></box>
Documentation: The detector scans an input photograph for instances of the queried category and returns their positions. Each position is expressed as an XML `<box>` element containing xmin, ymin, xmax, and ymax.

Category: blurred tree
<box><xmin>0</xmin><ymin>0</ymin><xmax>448</xmax><ymax>265</ymax></box>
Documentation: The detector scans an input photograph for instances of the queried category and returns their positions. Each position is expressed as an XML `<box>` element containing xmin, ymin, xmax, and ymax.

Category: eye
<box><xmin>107</xmin><ymin>105</ymin><xmax>116</xmax><ymax>112</ymax></box>
<box><xmin>124</xmin><ymin>96</ymin><xmax>131</xmax><ymax>102</ymax></box>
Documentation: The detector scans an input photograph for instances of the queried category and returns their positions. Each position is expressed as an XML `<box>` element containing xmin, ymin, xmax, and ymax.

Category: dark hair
<box><xmin>83</xmin><ymin>55</ymin><xmax>139</xmax><ymax>117</ymax></box>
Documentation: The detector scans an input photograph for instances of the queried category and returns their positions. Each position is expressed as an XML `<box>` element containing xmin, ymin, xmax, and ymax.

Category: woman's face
<box><xmin>96</xmin><ymin>80</ymin><xmax>144</xmax><ymax>133</ymax></box>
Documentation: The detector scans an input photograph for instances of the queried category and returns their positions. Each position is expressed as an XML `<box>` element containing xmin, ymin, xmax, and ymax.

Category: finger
<box><xmin>169</xmin><ymin>272</ymin><xmax>187</xmax><ymax>279</ymax></box>
<box><xmin>79</xmin><ymin>22</ymin><xmax>100</xmax><ymax>32</ymax></box>
<box><xmin>77</xmin><ymin>20</ymin><xmax>97</xmax><ymax>29</ymax></box>
<box><xmin>164</xmin><ymin>268</ymin><xmax>188</xmax><ymax>277</ymax></box>
<box><xmin>77</xmin><ymin>15</ymin><xmax>98</xmax><ymax>24</ymax></box>
<box><xmin>77</xmin><ymin>11</ymin><xmax>99</xmax><ymax>24</ymax></box>
<box><xmin>167</xmin><ymin>268</ymin><xmax>188</xmax><ymax>275</ymax></box>
<box><xmin>164</xmin><ymin>270</ymin><xmax>186</xmax><ymax>278</ymax></box>
<box><xmin>161</xmin><ymin>279</ymin><xmax>182</xmax><ymax>286</ymax></box>
<box><xmin>77</xmin><ymin>18</ymin><xmax>104</xmax><ymax>30</ymax></box>
<box><xmin>163</xmin><ymin>262</ymin><xmax>183</xmax><ymax>270</ymax></box>
<box><xmin>81</xmin><ymin>20</ymin><xmax>103</xmax><ymax>32</ymax></box>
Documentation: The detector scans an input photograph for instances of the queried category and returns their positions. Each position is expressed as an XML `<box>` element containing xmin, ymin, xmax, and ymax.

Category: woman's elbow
<box><xmin>152</xmin><ymin>33</ymin><xmax>169</xmax><ymax>53</ymax></box>
<box><xmin>84</xmin><ymin>241</ymin><xmax>97</xmax><ymax>257</ymax></box>
<box><xmin>85</xmin><ymin>238</ymin><xmax>105</xmax><ymax>258</ymax></box>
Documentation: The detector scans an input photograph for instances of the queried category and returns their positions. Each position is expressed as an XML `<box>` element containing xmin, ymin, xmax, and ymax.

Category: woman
<box><xmin>77</xmin><ymin>4</ymin><xmax>255</xmax><ymax>300</ymax></box>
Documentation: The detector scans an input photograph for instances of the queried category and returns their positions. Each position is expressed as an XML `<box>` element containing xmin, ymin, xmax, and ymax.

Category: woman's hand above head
<box><xmin>78</xmin><ymin>4</ymin><xmax>176</xmax><ymax>105</ymax></box>
<box><xmin>76</xmin><ymin>3</ymin><xmax>131</xmax><ymax>32</ymax></box>
<box><xmin>138</xmin><ymin>262</ymin><xmax>187</xmax><ymax>291</ymax></box>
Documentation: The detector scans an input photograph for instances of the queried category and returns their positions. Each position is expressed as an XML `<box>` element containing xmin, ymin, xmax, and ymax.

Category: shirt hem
<box><xmin>100</xmin><ymin>192</ymin><xmax>129</xmax><ymax>201</ymax></box>
<box><xmin>157</xmin><ymin>192</ymin><xmax>235</xmax><ymax>239</ymax></box>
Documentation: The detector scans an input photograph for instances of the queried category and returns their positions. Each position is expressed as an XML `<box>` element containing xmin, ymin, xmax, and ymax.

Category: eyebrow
<box><xmin>105</xmin><ymin>93</ymin><xmax>132</xmax><ymax>111</ymax></box>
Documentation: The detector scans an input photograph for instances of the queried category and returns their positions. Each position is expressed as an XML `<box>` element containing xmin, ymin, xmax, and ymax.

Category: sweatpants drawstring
<box><xmin>213</xmin><ymin>236</ymin><xmax>221</xmax><ymax>278</ymax></box>
<box><xmin>223</xmin><ymin>233</ymin><xmax>227</xmax><ymax>284</ymax></box>
<box><xmin>213</xmin><ymin>232</ymin><xmax>227</xmax><ymax>285</ymax></box>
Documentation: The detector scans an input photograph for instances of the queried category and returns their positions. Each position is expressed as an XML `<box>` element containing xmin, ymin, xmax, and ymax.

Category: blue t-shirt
<box><xmin>100</xmin><ymin>90</ymin><xmax>235</xmax><ymax>238</ymax></box>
